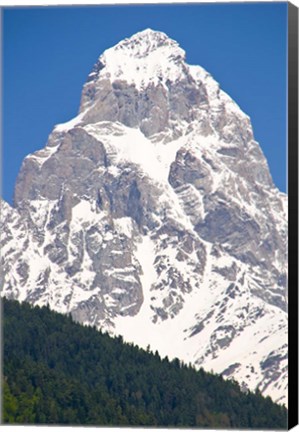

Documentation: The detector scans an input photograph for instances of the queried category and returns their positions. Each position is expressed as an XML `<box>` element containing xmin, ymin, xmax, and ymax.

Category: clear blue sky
<box><xmin>2</xmin><ymin>3</ymin><xmax>287</xmax><ymax>204</ymax></box>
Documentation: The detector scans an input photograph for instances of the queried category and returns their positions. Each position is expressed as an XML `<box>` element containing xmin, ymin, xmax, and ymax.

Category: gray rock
<box><xmin>1</xmin><ymin>29</ymin><xmax>288</xmax><ymax>405</ymax></box>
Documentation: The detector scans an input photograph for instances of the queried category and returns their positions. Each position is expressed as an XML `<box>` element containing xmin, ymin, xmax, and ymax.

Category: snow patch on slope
<box><xmin>83</xmin><ymin>121</ymin><xmax>184</xmax><ymax>185</ymax></box>
<box><xmin>114</xmin><ymin>235</ymin><xmax>157</xmax><ymax>340</ymax></box>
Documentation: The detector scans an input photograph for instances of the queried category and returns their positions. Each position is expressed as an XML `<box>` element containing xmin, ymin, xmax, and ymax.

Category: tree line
<box><xmin>2</xmin><ymin>298</ymin><xmax>287</xmax><ymax>427</ymax></box>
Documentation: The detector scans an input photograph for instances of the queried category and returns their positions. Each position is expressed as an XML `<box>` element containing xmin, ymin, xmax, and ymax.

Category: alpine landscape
<box><xmin>1</xmin><ymin>29</ymin><xmax>288</xmax><ymax>425</ymax></box>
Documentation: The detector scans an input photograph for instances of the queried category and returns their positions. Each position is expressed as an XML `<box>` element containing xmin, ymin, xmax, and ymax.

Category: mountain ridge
<box><xmin>1</xmin><ymin>29</ymin><xmax>288</xmax><ymax>406</ymax></box>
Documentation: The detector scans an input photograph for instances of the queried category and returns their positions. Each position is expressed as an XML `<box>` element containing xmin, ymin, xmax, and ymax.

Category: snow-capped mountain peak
<box><xmin>84</xmin><ymin>28</ymin><xmax>186</xmax><ymax>91</ymax></box>
<box><xmin>1</xmin><ymin>29</ymin><xmax>288</xmax><ymax>406</ymax></box>
<box><xmin>108</xmin><ymin>28</ymin><xmax>184</xmax><ymax>59</ymax></box>
<box><xmin>78</xmin><ymin>28</ymin><xmax>259</xmax><ymax>153</ymax></box>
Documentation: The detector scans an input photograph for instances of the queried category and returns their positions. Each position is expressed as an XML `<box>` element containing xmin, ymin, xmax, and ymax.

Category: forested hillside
<box><xmin>2</xmin><ymin>299</ymin><xmax>287</xmax><ymax>427</ymax></box>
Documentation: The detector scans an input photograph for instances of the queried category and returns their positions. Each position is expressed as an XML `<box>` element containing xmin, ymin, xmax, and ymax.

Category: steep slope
<box><xmin>3</xmin><ymin>298</ymin><xmax>287</xmax><ymax>427</ymax></box>
<box><xmin>1</xmin><ymin>29</ymin><xmax>287</xmax><ymax>405</ymax></box>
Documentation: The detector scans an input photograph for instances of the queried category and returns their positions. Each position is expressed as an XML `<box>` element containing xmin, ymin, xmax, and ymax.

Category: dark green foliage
<box><xmin>2</xmin><ymin>299</ymin><xmax>287</xmax><ymax>427</ymax></box>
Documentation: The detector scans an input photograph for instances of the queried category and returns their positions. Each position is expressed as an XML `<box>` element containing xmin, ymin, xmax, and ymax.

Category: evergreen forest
<box><xmin>2</xmin><ymin>298</ymin><xmax>287</xmax><ymax>427</ymax></box>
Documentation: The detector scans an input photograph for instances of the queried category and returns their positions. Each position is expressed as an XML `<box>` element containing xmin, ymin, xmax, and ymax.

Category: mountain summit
<box><xmin>1</xmin><ymin>30</ymin><xmax>287</xmax><ymax>406</ymax></box>
<box><xmin>102</xmin><ymin>28</ymin><xmax>185</xmax><ymax>62</ymax></box>
<box><xmin>82</xmin><ymin>28</ymin><xmax>186</xmax><ymax>92</ymax></box>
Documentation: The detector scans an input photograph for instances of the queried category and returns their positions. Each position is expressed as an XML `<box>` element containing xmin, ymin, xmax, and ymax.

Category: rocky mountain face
<box><xmin>1</xmin><ymin>29</ymin><xmax>287</xmax><ymax>406</ymax></box>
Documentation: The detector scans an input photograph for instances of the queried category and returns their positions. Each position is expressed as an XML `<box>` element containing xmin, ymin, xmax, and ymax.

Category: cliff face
<box><xmin>1</xmin><ymin>29</ymin><xmax>288</xmax><ymax>405</ymax></box>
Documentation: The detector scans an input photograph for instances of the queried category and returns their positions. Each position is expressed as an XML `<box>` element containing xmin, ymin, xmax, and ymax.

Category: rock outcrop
<box><xmin>1</xmin><ymin>29</ymin><xmax>287</xmax><ymax>406</ymax></box>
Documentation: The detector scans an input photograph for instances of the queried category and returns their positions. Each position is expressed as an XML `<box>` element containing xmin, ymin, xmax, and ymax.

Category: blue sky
<box><xmin>2</xmin><ymin>3</ymin><xmax>287</xmax><ymax>203</ymax></box>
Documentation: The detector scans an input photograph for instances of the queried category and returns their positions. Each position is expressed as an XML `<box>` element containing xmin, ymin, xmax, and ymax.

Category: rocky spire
<box><xmin>1</xmin><ymin>29</ymin><xmax>288</xmax><ymax>406</ymax></box>
<box><xmin>78</xmin><ymin>28</ymin><xmax>258</xmax><ymax>148</ymax></box>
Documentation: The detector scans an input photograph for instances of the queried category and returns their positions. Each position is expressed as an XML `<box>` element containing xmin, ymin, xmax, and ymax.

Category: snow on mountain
<box><xmin>92</xmin><ymin>29</ymin><xmax>186</xmax><ymax>91</ymax></box>
<box><xmin>1</xmin><ymin>29</ymin><xmax>287</xmax><ymax>406</ymax></box>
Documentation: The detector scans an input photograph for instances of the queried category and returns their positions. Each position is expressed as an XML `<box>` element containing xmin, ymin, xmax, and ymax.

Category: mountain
<box><xmin>1</xmin><ymin>29</ymin><xmax>288</xmax><ymax>406</ymax></box>
<box><xmin>2</xmin><ymin>298</ymin><xmax>287</xmax><ymax>427</ymax></box>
